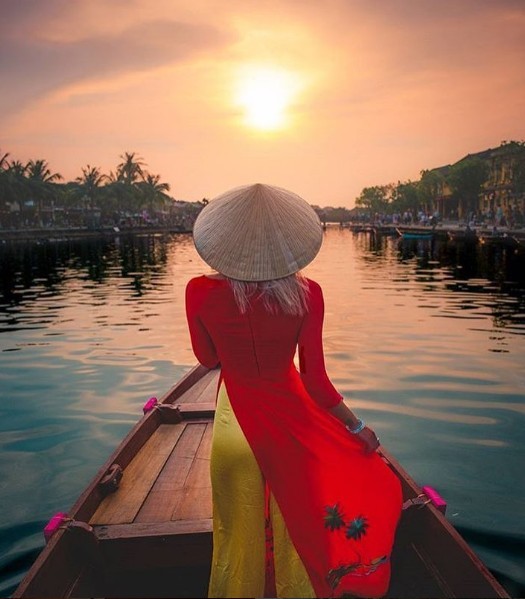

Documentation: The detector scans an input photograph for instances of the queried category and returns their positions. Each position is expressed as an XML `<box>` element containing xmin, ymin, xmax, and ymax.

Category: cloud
<box><xmin>0</xmin><ymin>0</ymin><xmax>71</xmax><ymax>34</ymax></box>
<box><xmin>297</xmin><ymin>0</ymin><xmax>525</xmax><ymax>116</ymax></box>
<box><xmin>0</xmin><ymin>16</ymin><xmax>232</xmax><ymax>118</ymax></box>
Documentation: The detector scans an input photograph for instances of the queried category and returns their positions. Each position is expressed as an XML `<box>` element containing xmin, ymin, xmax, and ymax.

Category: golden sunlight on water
<box><xmin>303</xmin><ymin>229</ymin><xmax>525</xmax><ymax>454</ymax></box>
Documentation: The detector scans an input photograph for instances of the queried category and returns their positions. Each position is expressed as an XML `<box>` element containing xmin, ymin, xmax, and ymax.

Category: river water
<box><xmin>0</xmin><ymin>228</ymin><xmax>524</xmax><ymax>597</ymax></box>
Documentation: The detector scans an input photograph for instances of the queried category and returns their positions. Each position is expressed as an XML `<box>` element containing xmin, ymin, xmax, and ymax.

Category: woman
<box><xmin>186</xmin><ymin>183</ymin><xmax>402</xmax><ymax>598</ymax></box>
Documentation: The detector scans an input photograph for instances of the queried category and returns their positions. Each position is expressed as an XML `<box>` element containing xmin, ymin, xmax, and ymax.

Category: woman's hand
<box><xmin>356</xmin><ymin>426</ymin><xmax>381</xmax><ymax>454</ymax></box>
<box><xmin>329</xmin><ymin>401</ymin><xmax>381</xmax><ymax>454</ymax></box>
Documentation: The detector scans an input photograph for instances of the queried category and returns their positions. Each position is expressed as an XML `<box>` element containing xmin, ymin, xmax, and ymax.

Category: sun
<box><xmin>235</xmin><ymin>66</ymin><xmax>301</xmax><ymax>131</ymax></box>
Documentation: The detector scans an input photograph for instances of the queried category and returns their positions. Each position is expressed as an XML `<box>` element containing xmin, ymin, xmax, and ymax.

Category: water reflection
<box><xmin>0</xmin><ymin>229</ymin><xmax>524</xmax><ymax>596</ymax></box>
<box><xmin>397</xmin><ymin>236</ymin><xmax>524</xmax><ymax>286</ymax></box>
<box><xmin>0</xmin><ymin>234</ymin><xmax>174</xmax><ymax>307</ymax></box>
<box><xmin>349</xmin><ymin>232</ymin><xmax>525</xmax><ymax>337</ymax></box>
<box><xmin>0</xmin><ymin>235</ymin><xmax>194</xmax><ymax>348</ymax></box>
<box><xmin>3</xmin><ymin>232</ymin><xmax>523</xmax><ymax>334</ymax></box>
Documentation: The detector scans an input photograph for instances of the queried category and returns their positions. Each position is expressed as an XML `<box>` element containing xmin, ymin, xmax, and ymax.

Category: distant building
<box><xmin>428</xmin><ymin>165</ymin><xmax>453</xmax><ymax>218</ymax></box>
<box><xmin>476</xmin><ymin>143</ymin><xmax>524</xmax><ymax>219</ymax></box>
<box><xmin>429</xmin><ymin>142</ymin><xmax>525</xmax><ymax>222</ymax></box>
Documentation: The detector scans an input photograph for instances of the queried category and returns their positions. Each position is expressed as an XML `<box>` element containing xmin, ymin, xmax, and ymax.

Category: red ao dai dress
<box><xmin>186</xmin><ymin>275</ymin><xmax>402</xmax><ymax>598</ymax></box>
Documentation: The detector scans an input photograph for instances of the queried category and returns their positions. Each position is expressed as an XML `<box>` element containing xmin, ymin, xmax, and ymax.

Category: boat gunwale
<box><xmin>13</xmin><ymin>363</ymin><xmax>511</xmax><ymax>599</ymax></box>
<box><xmin>378</xmin><ymin>448</ymin><xmax>509</xmax><ymax>598</ymax></box>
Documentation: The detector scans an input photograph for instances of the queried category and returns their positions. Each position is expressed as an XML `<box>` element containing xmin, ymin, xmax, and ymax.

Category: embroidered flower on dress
<box><xmin>323</xmin><ymin>504</ymin><xmax>345</xmax><ymax>531</ymax></box>
<box><xmin>345</xmin><ymin>515</ymin><xmax>369</xmax><ymax>540</ymax></box>
<box><xmin>323</xmin><ymin>505</ymin><xmax>385</xmax><ymax>591</ymax></box>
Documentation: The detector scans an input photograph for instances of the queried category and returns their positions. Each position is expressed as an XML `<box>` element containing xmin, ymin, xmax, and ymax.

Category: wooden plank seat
<box><xmin>90</xmin><ymin>421</ymin><xmax>213</xmax><ymax>526</ymax></box>
<box><xmin>81</xmin><ymin>370</ymin><xmax>219</xmax><ymax>579</ymax></box>
<box><xmin>66</xmin><ymin>370</ymin><xmax>212</xmax><ymax>597</ymax></box>
<box><xmin>88</xmin><ymin>420</ymin><xmax>215</xmax><ymax>577</ymax></box>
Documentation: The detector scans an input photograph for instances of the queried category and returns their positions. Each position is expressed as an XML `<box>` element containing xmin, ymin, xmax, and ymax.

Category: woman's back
<box><xmin>187</xmin><ymin>275</ymin><xmax>304</xmax><ymax>381</ymax></box>
<box><xmin>186</xmin><ymin>273</ymin><xmax>402</xmax><ymax>598</ymax></box>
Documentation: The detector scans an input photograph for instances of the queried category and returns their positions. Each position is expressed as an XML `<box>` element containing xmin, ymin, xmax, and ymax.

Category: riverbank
<box><xmin>0</xmin><ymin>225</ymin><xmax>192</xmax><ymax>242</ymax></box>
<box><xmin>2</xmin><ymin>222</ymin><xmax>525</xmax><ymax>252</ymax></box>
<box><xmin>343</xmin><ymin>221</ymin><xmax>525</xmax><ymax>250</ymax></box>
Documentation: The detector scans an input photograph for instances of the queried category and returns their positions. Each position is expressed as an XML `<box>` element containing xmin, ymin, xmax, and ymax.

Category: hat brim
<box><xmin>193</xmin><ymin>183</ymin><xmax>323</xmax><ymax>281</ymax></box>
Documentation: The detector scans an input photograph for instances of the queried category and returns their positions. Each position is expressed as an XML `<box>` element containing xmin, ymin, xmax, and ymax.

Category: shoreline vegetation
<box><xmin>1</xmin><ymin>142</ymin><xmax>525</xmax><ymax>238</ymax></box>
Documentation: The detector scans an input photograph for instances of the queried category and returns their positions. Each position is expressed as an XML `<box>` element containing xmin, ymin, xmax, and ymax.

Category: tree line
<box><xmin>353</xmin><ymin>159</ymin><xmax>490</xmax><ymax>217</ymax></box>
<box><xmin>2</xmin><ymin>141</ymin><xmax>525</xmax><ymax>229</ymax></box>
<box><xmin>320</xmin><ymin>140</ymin><xmax>525</xmax><ymax>223</ymax></box>
<box><xmin>0</xmin><ymin>151</ymin><xmax>178</xmax><ymax>228</ymax></box>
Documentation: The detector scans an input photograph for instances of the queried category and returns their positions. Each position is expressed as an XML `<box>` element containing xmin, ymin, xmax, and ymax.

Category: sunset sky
<box><xmin>1</xmin><ymin>0</ymin><xmax>524</xmax><ymax>207</ymax></box>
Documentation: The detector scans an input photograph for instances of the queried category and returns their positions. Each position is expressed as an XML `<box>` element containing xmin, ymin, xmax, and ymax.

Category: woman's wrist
<box><xmin>328</xmin><ymin>399</ymin><xmax>362</xmax><ymax>431</ymax></box>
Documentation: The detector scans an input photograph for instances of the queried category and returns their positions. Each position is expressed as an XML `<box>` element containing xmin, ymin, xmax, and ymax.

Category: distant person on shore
<box><xmin>496</xmin><ymin>205</ymin><xmax>504</xmax><ymax>227</ymax></box>
<box><xmin>185</xmin><ymin>183</ymin><xmax>402</xmax><ymax>598</ymax></box>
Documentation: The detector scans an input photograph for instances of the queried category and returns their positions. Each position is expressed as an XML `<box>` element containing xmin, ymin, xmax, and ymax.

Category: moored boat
<box><xmin>396</xmin><ymin>227</ymin><xmax>434</xmax><ymax>240</ymax></box>
<box><xmin>14</xmin><ymin>365</ymin><xmax>509</xmax><ymax>598</ymax></box>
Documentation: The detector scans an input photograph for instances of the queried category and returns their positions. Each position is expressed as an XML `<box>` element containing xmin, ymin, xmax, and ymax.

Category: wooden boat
<box><xmin>14</xmin><ymin>365</ymin><xmax>509</xmax><ymax>598</ymax></box>
<box><xmin>396</xmin><ymin>227</ymin><xmax>434</xmax><ymax>240</ymax></box>
<box><xmin>346</xmin><ymin>223</ymin><xmax>398</xmax><ymax>236</ymax></box>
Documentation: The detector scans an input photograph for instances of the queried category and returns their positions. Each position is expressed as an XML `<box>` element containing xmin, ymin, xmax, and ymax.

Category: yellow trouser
<box><xmin>209</xmin><ymin>382</ymin><xmax>315</xmax><ymax>599</ymax></box>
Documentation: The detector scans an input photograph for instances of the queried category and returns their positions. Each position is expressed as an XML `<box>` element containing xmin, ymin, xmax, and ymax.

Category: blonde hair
<box><xmin>227</xmin><ymin>273</ymin><xmax>310</xmax><ymax>316</ymax></box>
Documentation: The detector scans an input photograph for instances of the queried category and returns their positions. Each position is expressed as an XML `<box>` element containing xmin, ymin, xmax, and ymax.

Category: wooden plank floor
<box><xmin>90</xmin><ymin>369</ymin><xmax>219</xmax><ymax>528</ymax></box>
<box><xmin>136</xmin><ymin>422</ymin><xmax>212</xmax><ymax>523</ymax></box>
<box><xmin>175</xmin><ymin>369</ymin><xmax>219</xmax><ymax>405</ymax></box>
<box><xmin>90</xmin><ymin>420</ymin><xmax>213</xmax><ymax>526</ymax></box>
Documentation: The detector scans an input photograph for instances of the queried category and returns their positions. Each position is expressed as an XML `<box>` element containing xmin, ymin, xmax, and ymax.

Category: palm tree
<box><xmin>75</xmin><ymin>165</ymin><xmax>107</xmax><ymax>209</ymax></box>
<box><xmin>26</xmin><ymin>159</ymin><xmax>63</xmax><ymax>225</ymax></box>
<box><xmin>0</xmin><ymin>150</ymin><xmax>9</xmax><ymax>171</ymax></box>
<box><xmin>116</xmin><ymin>152</ymin><xmax>146</xmax><ymax>185</ymax></box>
<box><xmin>72</xmin><ymin>165</ymin><xmax>109</xmax><ymax>227</ymax></box>
<box><xmin>26</xmin><ymin>159</ymin><xmax>62</xmax><ymax>184</ymax></box>
<box><xmin>2</xmin><ymin>160</ymin><xmax>29</xmax><ymax>225</ymax></box>
<box><xmin>7</xmin><ymin>160</ymin><xmax>29</xmax><ymax>182</ymax></box>
<box><xmin>105</xmin><ymin>169</ymin><xmax>136</xmax><ymax>217</ymax></box>
<box><xmin>137</xmin><ymin>173</ymin><xmax>171</xmax><ymax>217</ymax></box>
<box><xmin>109</xmin><ymin>153</ymin><xmax>148</xmax><ymax>218</ymax></box>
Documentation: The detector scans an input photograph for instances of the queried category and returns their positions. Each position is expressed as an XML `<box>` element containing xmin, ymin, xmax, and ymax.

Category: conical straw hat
<box><xmin>193</xmin><ymin>183</ymin><xmax>323</xmax><ymax>281</ymax></box>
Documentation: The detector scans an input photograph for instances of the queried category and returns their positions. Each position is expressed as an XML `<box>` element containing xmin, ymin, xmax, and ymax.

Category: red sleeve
<box><xmin>185</xmin><ymin>277</ymin><xmax>220</xmax><ymax>369</ymax></box>
<box><xmin>298</xmin><ymin>281</ymin><xmax>343</xmax><ymax>409</ymax></box>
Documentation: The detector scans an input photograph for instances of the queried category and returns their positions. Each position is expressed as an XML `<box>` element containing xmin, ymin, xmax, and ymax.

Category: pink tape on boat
<box><xmin>44</xmin><ymin>512</ymin><xmax>68</xmax><ymax>543</ymax></box>
<box><xmin>422</xmin><ymin>485</ymin><xmax>447</xmax><ymax>513</ymax></box>
<box><xmin>143</xmin><ymin>396</ymin><xmax>158</xmax><ymax>414</ymax></box>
